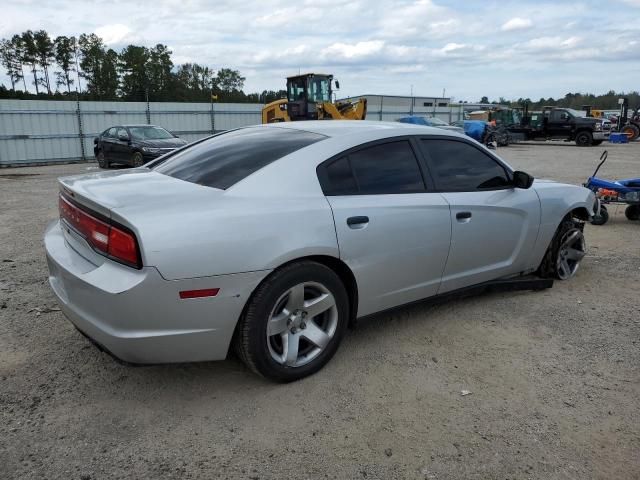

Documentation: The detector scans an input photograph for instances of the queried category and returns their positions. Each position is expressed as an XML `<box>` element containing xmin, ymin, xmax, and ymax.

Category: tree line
<box><xmin>479</xmin><ymin>91</ymin><xmax>640</xmax><ymax>110</ymax></box>
<box><xmin>0</xmin><ymin>30</ymin><xmax>286</xmax><ymax>103</ymax></box>
<box><xmin>2</xmin><ymin>30</ymin><xmax>637</xmax><ymax>108</ymax></box>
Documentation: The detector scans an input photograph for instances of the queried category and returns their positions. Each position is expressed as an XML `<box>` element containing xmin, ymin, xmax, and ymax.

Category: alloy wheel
<box><xmin>556</xmin><ymin>229</ymin><xmax>586</xmax><ymax>279</ymax></box>
<box><xmin>266</xmin><ymin>282</ymin><xmax>338</xmax><ymax>368</ymax></box>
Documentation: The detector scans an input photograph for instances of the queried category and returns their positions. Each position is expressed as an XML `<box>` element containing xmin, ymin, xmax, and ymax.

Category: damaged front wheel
<box><xmin>539</xmin><ymin>218</ymin><xmax>586</xmax><ymax>280</ymax></box>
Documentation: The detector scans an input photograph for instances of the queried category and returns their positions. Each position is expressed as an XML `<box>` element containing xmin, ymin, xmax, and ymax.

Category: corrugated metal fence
<box><xmin>0</xmin><ymin>100</ymin><xmax>262</xmax><ymax>167</ymax></box>
<box><xmin>0</xmin><ymin>99</ymin><xmax>465</xmax><ymax>167</ymax></box>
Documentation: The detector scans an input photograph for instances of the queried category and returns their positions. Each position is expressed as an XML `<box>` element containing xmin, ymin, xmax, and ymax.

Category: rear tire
<box><xmin>621</xmin><ymin>124</ymin><xmax>640</xmax><ymax>141</ymax></box>
<box><xmin>625</xmin><ymin>204</ymin><xmax>640</xmax><ymax>220</ymax></box>
<box><xmin>234</xmin><ymin>261</ymin><xmax>349</xmax><ymax>382</ymax></box>
<box><xmin>132</xmin><ymin>151</ymin><xmax>144</xmax><ymax>167</ymax></box>
<box><xmin>590</xmin><ymin>205</ymin><xmax>609</xmax><ymax>225</ymax></box>
<box><xmin>538</xmin><ymin>217</ymin><xmax>586</xmax><ymax>280</ymax></box>
<box><xmin>96</xmin><ymin>150</ymin><xmax>109</xmax><ymax>169</ymax></box>
<box><xmin>575</xmin><ymin>131</ymin><xmax>593</xmax><ymax>146</ymax></box>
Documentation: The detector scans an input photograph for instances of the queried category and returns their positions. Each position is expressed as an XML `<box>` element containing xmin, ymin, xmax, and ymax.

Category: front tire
<box><xmin>132</xmin><ymin>151</ymin><xmax>144</xmax><ymax>167</ymax></box>
<box><xmin>591</xmin><ymin>205</ymin><xmax>609</xmax><ymax>225</ymax></box>
<box><xmin>234</xmin><ymin>261</ymin><xmax>349</xmax><ymax>382</ymax></box>
<box><xmin>96</xmin><ymin>150</ymin><xmax>109</xmax><ymax>169</ymax></box>
<box><xmin>538</xmin><ymin>217</ymin><xmax>586</xmax><ymax>280</ymax></box>
<box><xmin>575</xmin><ymin>131</ymin><xmax>593</xmax><ymax>147</ymax></box>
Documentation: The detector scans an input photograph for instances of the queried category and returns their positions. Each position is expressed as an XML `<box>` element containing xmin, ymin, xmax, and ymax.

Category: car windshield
<box><xmin>565</xmin><ymin>108</ymin><xmax>586</xmax><ymax>118</ymax></box>
<box><xmin>152</xmin><ymin>127</ymin><xmax>326</xmax><ymax>189</ymax></box>
<box><xmin>129</xmin><ymin>126</ymin><xmax>174</xmax><ymax>140</ymax></box>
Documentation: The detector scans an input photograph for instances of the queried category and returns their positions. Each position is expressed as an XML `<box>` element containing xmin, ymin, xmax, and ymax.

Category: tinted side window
<box><xmin>321</xmin><ymin>141</ymin><xmax>425</xmax><ymax>195</ymax></box>
<box><xmin>153</xmin><ymin>127</ymin><xmax>325</xmax><ymax>190</ymax></box>
<box><xmin>349</xmin><ymin>141</ymin><xmax>425</xmax><ymax>194</ymax></box>
<box><xmin>325</xmin><ymin>157</ymin><xmax>357</xmax><ymax>195</ymax></box>
<box><xmin>421</xmin><ymin>139</ymin><xmax>510</xmax><ymax>191</ymax></box>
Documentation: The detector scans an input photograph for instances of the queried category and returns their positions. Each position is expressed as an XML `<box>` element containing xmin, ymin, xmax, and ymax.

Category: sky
<box><xmin>1</xmin><ymin>0</ymin><xmax>639</xmax><ymax>101</ymax></box>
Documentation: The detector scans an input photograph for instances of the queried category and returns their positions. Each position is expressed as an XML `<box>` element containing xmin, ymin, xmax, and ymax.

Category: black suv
<box><xmin>94</xmin><ymin>124</ymin><xmax>188</xmax><ymax>168</ymax></box>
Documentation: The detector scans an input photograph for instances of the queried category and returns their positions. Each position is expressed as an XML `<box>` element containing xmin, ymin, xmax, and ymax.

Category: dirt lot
<box><xmin>1</xmin><ymin>142</ymin><xmax>639</xmax><ymax>480</ymax></box>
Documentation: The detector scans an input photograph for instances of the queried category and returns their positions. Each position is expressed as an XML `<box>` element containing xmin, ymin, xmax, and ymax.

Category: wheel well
<box><xmin>267</xmin><ymin>255</ymin><xmax>359</xmax><ymax>327</ymax></box>
<box><xmin>570</xmin><ymin>207</ymin><xmax>590</xmax><ymax>222</ymax></box>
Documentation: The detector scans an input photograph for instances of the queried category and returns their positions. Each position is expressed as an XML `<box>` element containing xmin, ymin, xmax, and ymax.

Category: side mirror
<box><xmin>513</xmin><ymin>170</ymin><xmax>534</xmax><ymax>189</ymax></box>
<box><xmin>118</xmin><ymin>133</ymin><xmax>129</xmax><ymax>142</ymax></box>
<box><xmin>335</xmin><ymin>80</ymin><xmax>340</xmax><ymax>89</ymax></box>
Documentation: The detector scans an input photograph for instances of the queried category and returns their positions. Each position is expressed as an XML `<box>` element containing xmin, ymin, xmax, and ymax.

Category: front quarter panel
<box><xmin>529</xmin><ymin>180</ymin><xmax>595</xmax><ymax>268</ymax></box>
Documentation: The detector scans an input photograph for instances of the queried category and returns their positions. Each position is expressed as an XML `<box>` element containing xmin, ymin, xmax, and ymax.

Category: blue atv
<box><xmin>585</xmin><ymin>151</ymin><xmax>640</xmax><ymax>225</ymax></box>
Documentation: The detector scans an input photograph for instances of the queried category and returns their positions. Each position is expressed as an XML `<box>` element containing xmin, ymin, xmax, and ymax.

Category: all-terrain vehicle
<box><xmin>585</xmin><ymin>151</ymin><xmax>640</xmax><ymax>225</ymax></box>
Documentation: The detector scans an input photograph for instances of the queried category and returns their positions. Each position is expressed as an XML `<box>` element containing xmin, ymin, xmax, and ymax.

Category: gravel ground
<box><xmin>1</xmin><ymin>141</ymin><xmax>639</xmax><ymax>480</ymax></box>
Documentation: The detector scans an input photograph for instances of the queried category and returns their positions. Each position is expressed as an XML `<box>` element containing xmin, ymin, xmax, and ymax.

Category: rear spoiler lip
<box><xmin>58</xmin><ymin>191</ymin><xmax>143</xmax><ymax>270</ymax></box>
<box><xmin>58</xmin><ymin>178</ymin><xmax>113</xmax><ymax>220</ymax></box>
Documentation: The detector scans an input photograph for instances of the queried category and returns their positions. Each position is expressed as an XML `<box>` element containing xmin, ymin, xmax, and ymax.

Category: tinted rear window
<box><xmin>319</xmin><ymin>140</ymin><xmax>426</xmax><ymax>195</ymax></box>
<box><xmin>152</xmin><ymin>127</ymin><xmax>326</xmax><ymax>189</ymax></box>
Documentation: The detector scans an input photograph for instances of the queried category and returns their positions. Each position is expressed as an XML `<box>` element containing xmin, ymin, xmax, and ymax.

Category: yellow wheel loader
<box><xmin>261</xmin><ymin>73</ymin><xmax>367</xmax><ymax>123</ymax></box>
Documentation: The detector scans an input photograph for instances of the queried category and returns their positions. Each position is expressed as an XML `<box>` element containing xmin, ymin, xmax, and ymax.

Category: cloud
<box><xmin>501</xmin><ymin>17</ymin><xmax>533</xmax><ymax>31</ymax></box>
<box><xmin>523</xmin><ymin>36</ymin><xmax>583</xmax><ymax>51</ymax></box>
<box><xmin>1</xmin><ymin>0</ymin><xmax>639</xmax><ymax>100</ymax></box>
<box><xmin>322</xmin><ymin>41</ymin><xmax>385</xmax><ymax>60</ymax></box>
<box><xmin>94</xmin><ymin>24</ymin><xmax>132</xmax><ymax>45</ymax></box>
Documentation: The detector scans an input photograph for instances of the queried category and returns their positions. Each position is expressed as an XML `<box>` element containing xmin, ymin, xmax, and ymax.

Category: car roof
<box><xmin>257</xmin><ymin>120</ymin><xmax>459</xmax><ymax>139</ymax></box>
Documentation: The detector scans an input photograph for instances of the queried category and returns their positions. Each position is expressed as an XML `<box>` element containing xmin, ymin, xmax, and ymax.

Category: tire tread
<box><xmin>233</xmin><ymin>260</ymin><xmax>348</xmax><ymax>382</ymax></box>
<box><xmin>538</xmin><ymin>217</ymin><xmax>584</xmax><ymax>279</ymax></box>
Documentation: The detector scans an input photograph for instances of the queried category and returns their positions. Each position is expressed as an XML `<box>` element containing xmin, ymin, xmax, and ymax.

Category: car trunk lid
<box><xmin>57</xmin><ymin>169</ymin><xmax>224</xmax><ymax>268</ymax></box>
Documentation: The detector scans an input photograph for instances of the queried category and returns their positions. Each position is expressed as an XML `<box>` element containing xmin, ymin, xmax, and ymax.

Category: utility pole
<box><xmin>410</xmin><ymin>85</ymin><xmax>414</xmax><ymax>116</ymax></box>
<box><xmin>75</xmin><ymin>89</ymin><xmax>86</xmax><ymax>162</ymax></box>
<box><xmin>145</xmin><ymin>85</ymin><xmax>151</xmax><ymax>124</ymax></box>
<box><xmin>210</xmin><ymin>89</ymin><xmax>217</xmax><ymax>133</ymax></box>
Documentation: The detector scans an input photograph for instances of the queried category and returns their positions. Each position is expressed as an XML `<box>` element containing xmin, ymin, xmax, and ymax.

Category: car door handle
<box><xmin>347</xmin><ymin>216</ymin><xmax>369</xmax><ymax>228</ymax></box>
<box><xmin>456</xmin><ymin>211</ymin><xmax>472</xmax><ymax>220</ymax></box>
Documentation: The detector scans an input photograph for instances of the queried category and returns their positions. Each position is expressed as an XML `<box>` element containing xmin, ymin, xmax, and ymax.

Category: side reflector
<box><xmin>179</xmin><ymin>288</ymin><xmax>220</xmax><ymax>299</ymax></box>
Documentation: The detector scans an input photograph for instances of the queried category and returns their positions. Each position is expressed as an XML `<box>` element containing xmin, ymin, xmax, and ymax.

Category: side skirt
<box><xmin>354</xmin><ymin>275</ymin><xmax>553</xmax><ymax>326</ymax></box>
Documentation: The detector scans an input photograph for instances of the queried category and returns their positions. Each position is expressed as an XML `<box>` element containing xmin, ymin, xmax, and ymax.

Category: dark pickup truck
<box><xmin>510</xmin><ymin>107</ymin><xmax>611</xmax><ymax>146</ymax></box>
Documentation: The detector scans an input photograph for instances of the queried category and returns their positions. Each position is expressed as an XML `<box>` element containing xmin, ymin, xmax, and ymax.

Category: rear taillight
<box><xmin>59</xmin><ymin>194</ymin><xmax>141</xmax><ymax>269</ymax></box>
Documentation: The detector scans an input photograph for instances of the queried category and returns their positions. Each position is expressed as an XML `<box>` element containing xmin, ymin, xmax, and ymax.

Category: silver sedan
<box><xmin>45</xmin><ymin>121</ymin><xmax>595</xmax><ymax>381</ymax></box>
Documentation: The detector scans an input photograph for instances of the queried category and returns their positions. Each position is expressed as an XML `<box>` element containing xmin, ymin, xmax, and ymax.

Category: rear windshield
<box><xmin>152</xmin><ymin>127</ymin><xmax>326</xmax><ymax>189</ymax></box>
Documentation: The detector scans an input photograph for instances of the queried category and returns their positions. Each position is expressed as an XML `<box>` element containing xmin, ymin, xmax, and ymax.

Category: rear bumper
<box><xmin>45</xmin><ymin>220</ymin><xmax>269</xmax><ymax>364</ymax></box>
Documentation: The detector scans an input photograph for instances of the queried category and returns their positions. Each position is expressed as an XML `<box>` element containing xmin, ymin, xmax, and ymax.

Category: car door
<box><xmin>547</xmin><ymin>110</ymin><xmax>573</xmax><ymax>136</ymax></box>
<box><xmin>318</xmin><ymin>139</ymin><xmax>452</xmax><ymax>317</ymax></box>
<box><xmin>419</xmin><ymin>138</ymin><xmax>540</xmax><ymax>293</ymax></box>
<box><xmin>101</xmin><ymin>127</ymin><xmax>118</xmax><ymax>161</ymax></box>
<box><xmin>112</xmin><ymin>127</ymin><xmax>131</xmax><ymax>163</ymax></box>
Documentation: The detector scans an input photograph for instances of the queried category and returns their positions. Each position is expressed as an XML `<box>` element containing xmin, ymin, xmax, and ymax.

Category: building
<box><xmin>340</xmin><ymin>94</ymin><xmax>464</xmax><ymax>123</ymax></box>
